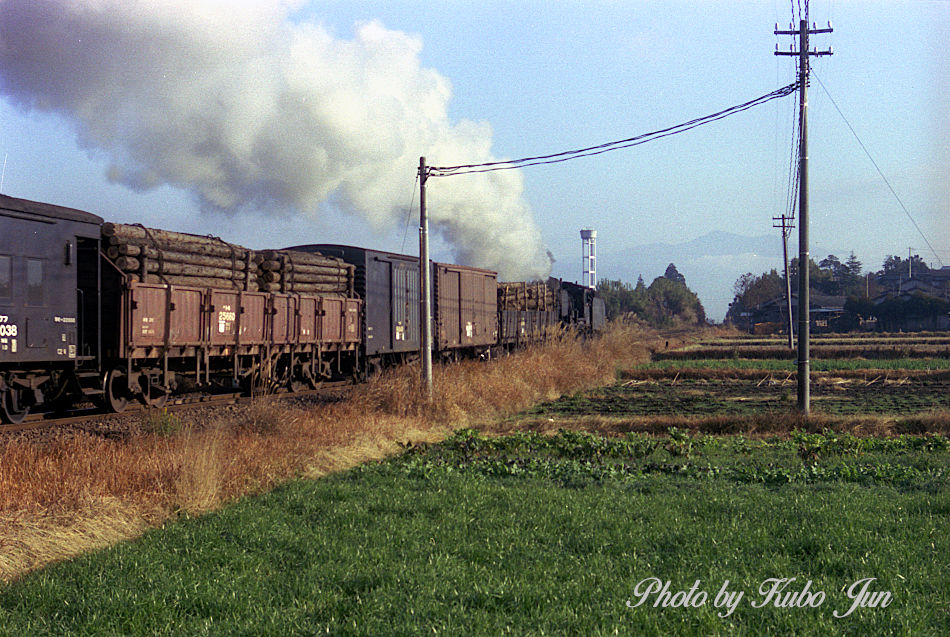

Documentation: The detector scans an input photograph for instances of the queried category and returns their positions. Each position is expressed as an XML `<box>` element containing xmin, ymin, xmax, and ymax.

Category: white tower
<box><xmin>581</xmin><ymin>228</ymin><xmax>597</xmax><ymax>289</ymax></box>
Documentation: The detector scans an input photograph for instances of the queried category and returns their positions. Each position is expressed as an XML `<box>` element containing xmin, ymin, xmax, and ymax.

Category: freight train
<box><xmin>0</xmin><ymin>194</ymin><xmax>604</xmax><ymax>424</ymax></box>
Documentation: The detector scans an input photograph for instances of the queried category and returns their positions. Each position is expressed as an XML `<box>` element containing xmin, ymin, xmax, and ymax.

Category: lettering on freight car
<box><xmin>0</xmin><ymin>323</ymin><xmax>18</xmax><ymax>337</ymax></box>
<box><xmin>217</xmin><ymin>304</ymin><xmax>236</xmax><ymax>334</ymax></box>
<box><xmin>53</xmin><ymin>316</ymin><xmax>77</xmax><ymax>324</ymax></box>
<box><xmin>140</xmin><ymin>316</ymin><xmax>156</xmax><ymax>336</ymax></box>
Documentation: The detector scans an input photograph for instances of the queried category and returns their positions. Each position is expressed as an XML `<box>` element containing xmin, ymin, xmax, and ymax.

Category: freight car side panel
<box><xmin>437</xmin><ymin>267</ymin><xmax>462</xmax><ymax>349</ymax></box>
<box><xmin>127</xmin><ymin>284</ymin><xmax>203</xmax><ymax>349</ymax></box>
<box><xmin>476</xmin><ymin>271</ymin><xmax>498</xmax><ymax>344</ymax></box>
<box><xmin>391</xmin><ymin>261</ymin><xmax>419</xmax><ymax>353</ymax></box>
<box><xmin>315</xmin><ymin>297</ymin><xmax>362</xmax><ymax>345</ymax></box>
<box><xmin>0</xmin><ymin>197</ymin><xmax>102</xmax><ymax>365</ymax></box>
<box><xmin>297</xmin><ymin>296</ymin><xmax>317</xmax><ymax>344</ymax></box>
<box><xmin>170</xmin><ymin>288</ymin><xmax>203</xmax><ymax>344</ymax></box>
<box><xmin>344</xmin><ymin>299</ymin><xmax>361</xmax><ymax>344</ymax></box>
<box><xmin>270</xmin><ymin>295</ymin><xmax>294</xmax><ymax>345</ymax></box>
<box><xmin>318</xmin><ymin>297</ymin><xmax>344</xmax><ymax>343</ymax></box>
<box><xmin>205</xmin><ymin>290</ymin><xmax>269</xmax><ymax>346</ymax></box>
<box><xmin>365</xmin><ymin>259</ymin><xmax>394</xmax><ymax>353</ymax></box>
<box><xmin>209</xmin><ymin>290</ymin><xmax>239</xmax><ymax>346</ymax></box>
<box><xmin>241</xmin><ymin>294</ymin><xmax>266</xmax><ymax>344</ymax></box>
<box><xmin>129</xmin><ymin>284</ymin><xmax>166</xmax><ymax>348</ymax></box>
<box><xmin>434</xmin><ymin>263</ymin><xmax>497</xmax><ymax>350</ymax></box>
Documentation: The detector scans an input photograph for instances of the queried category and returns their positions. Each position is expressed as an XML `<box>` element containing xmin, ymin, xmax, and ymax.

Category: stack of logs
<box><xmin>497</xmin><ymin>281</ymin><xmax>556</xmax><ymax>311</ymax></box>
<box><xmin>253</xmin><ymin>250</ymin><xmax>354</xmax><ymax>294</ymax></box>
<box><xmin>102</xmin><ymin>223</ymin><xmax>353</xmax><ymax>295</ymax></box>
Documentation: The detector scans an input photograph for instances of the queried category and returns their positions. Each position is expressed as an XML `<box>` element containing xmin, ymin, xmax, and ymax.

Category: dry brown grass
<box><xmin>0</xmin><ymin>322</ymin><xmax>668</xmax><ymax>581</ymax></box>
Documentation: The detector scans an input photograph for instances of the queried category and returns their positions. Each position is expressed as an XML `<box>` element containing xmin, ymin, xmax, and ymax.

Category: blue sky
<box><xmin>1</xmin><ymin>1</ymin><xmax>947</xmax><ymax>320</ymax></box>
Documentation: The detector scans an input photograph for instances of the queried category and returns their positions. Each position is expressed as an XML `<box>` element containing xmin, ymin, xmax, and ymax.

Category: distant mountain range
<box><xmin>577</xmin><ymin>231</ymin><xmax>843</xmax><ymax>322</ymax></box>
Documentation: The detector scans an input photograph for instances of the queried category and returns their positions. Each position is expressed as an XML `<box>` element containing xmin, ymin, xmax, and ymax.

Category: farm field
<box><xmin>0</xmin><ymin>429</ymin><xmax>946</xmax><ymax>635</ymax></box>
<box><xmin>0</xmin><ymin>329</ymin><xmax>948</xmax><ymax>635</ymax></box>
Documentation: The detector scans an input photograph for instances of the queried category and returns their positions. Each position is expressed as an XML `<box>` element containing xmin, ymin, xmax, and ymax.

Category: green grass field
<box><xmin>521</xmin><ymin>377</ymin><xmax>950</xmax><ymax>418</ymax></box>
<box><xmin>1</xmin><ymin>430</ymin><xmax>947</xmax><ymax>636</ymax></box>
<box><xmin>3</xmin><ymin>330</ymin><xmax>949</xmax><ymax>635</ymax></box>
<box><xmin>638</xmin><ymin>358</ymin><xmax>950</xmax><ymax>372</ymax></box>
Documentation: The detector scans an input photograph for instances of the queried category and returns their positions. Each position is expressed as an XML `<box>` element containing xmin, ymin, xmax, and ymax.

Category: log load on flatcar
<box><xmin>0</xmin><ymin>194</ymin><xmax>363</xmax><ymax>423</ymax></box>
<box><xmin>97</xmin><ymin>236</ymin><xmax>362</xmax><ymax>410</ymax></box>
<box><xmin>496</xmin><ymin>280</ymin><xmax>559</xmax><ymax>349</ymax></box>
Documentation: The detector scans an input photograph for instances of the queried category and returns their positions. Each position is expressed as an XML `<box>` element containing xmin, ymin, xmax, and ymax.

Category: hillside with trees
<box><xmin>598</xmin><ymin>263</ymin><xmax>706</xmax><ymax>327</ymax></box>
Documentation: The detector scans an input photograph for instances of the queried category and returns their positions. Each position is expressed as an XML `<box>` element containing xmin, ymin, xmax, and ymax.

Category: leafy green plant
<box><xmin>141</xmin><ymin>408</ymin><xmax>183</xmax><ymax>436</ymax></box>
<box><xmin>664</xmin><ymin>426</ymin><xmax>695</xmax><ymax>458</ymax></box>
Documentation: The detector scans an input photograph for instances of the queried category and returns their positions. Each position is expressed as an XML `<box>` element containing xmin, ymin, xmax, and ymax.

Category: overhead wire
<box><xmin>400</xmin><ymin>172</ymin><xmax>419</xmax><ymax>254</ymax></box>
<box><xmin>812</xmin><ymin>70</ymin><xmax>943</xmax><ymax>267</ymax></box>
<box><xmin>428</xmin><ymin>83</ymin><xmax>798</xmax><ymax>177</ymax></box>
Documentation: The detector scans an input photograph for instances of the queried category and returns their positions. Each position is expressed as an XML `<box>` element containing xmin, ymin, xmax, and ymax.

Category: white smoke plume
<box><xmin>0</xmin><ymin>0</ymin><xmax>551</xmax><ymax>279</ymax></box>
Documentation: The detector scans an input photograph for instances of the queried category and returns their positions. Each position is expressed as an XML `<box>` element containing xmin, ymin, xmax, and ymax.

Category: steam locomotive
<box><xmin>0</xmin><ymin>194</ymin><xmax>604</xmax><ymax>424</ymax></box>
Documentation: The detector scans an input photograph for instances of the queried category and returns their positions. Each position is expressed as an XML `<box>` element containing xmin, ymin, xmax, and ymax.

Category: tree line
<box><xmin>597</xmin><ymin>264</ymin><xmax>706</xmax><ymax>327</ymax></box>
<box><xmin>726</xmin><ymin>252</ymin><xmax>948</xmax><ymax>329</ymax></box>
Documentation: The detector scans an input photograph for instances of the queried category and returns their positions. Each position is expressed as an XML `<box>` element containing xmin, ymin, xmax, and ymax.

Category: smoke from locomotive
<box><xmin>0</xmin><ymin>0</ymin><xmax>551</xmax><ymax>281</ymax></box>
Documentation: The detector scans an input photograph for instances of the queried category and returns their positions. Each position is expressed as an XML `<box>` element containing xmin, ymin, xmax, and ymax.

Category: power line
<box><xmin>812</xmin><ymin>71</ymin><xmax>944</xmax><ymax>268</ymax></box>
<box><xmin>428</xmin><ymin>83</ymin><xmax>798</xmax><ymax>177</ymax></box>
<box><xmin>400</xmin><ymin>172</ymin><xmax>419</xmax><ymax>254</ymax></box>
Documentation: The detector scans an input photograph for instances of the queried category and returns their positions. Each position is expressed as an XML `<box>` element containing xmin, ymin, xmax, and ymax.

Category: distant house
<box><xmin>740</xmin><ymin>292</ymin><xmax>845</xmax><ymax>334</ymax></box>
<box><xmin>872</xmin><ymin>289</ymin><xmax>950</xmax><ymax>331</ymax></box>
<box><xmin>877</xmin><ymin>266</ymin><xmax>950</xmax><ymax>300</ymax></box>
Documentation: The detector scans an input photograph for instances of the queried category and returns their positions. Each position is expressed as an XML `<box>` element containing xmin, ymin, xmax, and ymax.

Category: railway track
<box><xmin>0</xmin><ymin>381</ymin><xmax>352</xmax><ymax>436</ymax></box>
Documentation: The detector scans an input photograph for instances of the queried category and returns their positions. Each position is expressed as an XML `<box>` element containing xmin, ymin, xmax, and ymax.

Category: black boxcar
<box><xmin>0</xmin><ymin>194</ymin><xmax>103</xmax><ymax>421</ymax></box>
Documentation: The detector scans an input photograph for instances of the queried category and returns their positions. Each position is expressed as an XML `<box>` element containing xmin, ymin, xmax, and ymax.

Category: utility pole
<box><xmin>908</xmin><ymin>247</ymin><xmax>913</xmax><ymax>281</ymax></box>
<box><xmin>773</xmin><ymin>214</ymin><xmax>795</xmax><ymax>349</ymax></box>
<box><xmin>418</xmin><ymin>157</ymin><xmax>433</xmax><ymax>399</ymax></box>
<box><xmin>775</xmin><ymin>12</ymin><xmax>832</xmax><ymax>416</ymax></box>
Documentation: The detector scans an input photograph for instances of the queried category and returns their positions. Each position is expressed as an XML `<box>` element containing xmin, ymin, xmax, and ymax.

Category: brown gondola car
<box><xmin>99</xmin><ymin>270</ymin><xmax>361</xmax><ymax>411</ymax></box>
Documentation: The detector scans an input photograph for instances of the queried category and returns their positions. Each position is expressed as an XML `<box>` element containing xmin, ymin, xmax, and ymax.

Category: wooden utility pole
<box><xmin>419</xmin><ymin>157</ymin><xmax>433</xmax><ymax>399</ymax></box>
<box><xmin>773</xmin><ymin>214</ymin><xmax>795</xmax><ymax>349</ymax></box>
<box><xmin>776</xmin><ymin>14</ymin><xmax>832</xmax><ymax>415</ymax></box>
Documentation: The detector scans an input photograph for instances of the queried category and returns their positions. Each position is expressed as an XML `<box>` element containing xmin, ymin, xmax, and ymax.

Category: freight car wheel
<box><xmin>144</xmin><ymin>384</ymin><xmax>169</xmax><ymax>408</ymax></box>
<box><xmin>138</xmin><ymin>376</ymin><xmax>168</xmax><ymax>408</ymax></box>
<box><xmin>1</xmin><ymin>388</ymin><xmax>29</xmax><ymax>425</ymax></box>
<box><xmin>105</xmin><ymin>368</ymin><xmax>131</xmax><ymax>413</ymax></box>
